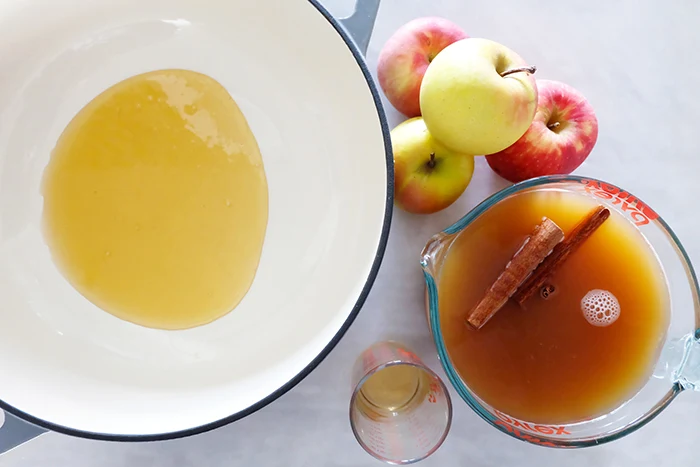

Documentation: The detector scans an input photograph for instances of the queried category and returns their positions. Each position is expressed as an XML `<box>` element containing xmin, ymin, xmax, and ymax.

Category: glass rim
<box><xmin>424</xmin><ymin>174</ymin><xmax>699</xmax><ymax>448</ymax></box>
<box><xmin>348</xmin><ymin>360</ymin><xmax>453</xmax><ymax>464</ymax></box>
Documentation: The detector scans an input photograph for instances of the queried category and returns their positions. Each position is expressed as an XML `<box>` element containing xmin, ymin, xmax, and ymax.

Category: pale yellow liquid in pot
<box><xmin>42</xmin><ymin>69</ymin><xmax>268</xmax><ymax>330</ymax></box>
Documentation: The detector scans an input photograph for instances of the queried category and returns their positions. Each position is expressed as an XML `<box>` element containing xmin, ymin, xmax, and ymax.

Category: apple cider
<box><xmin>437</xmin><ymin>188</ymin><xmax>670</xmax><ymax>425</ymax></box>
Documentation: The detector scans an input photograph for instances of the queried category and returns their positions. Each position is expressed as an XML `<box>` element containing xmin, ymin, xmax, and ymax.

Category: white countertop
<box><xmin>3</xmin><ymin>0</ymin><xmax>700</xmax><ymax>465</ymax></box>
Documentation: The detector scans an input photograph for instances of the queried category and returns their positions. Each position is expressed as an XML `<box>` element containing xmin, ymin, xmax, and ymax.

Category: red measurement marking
<box><xmin>492</xmin><ymin>410</ymin><xmax>571</xmax><ymax>436</ymax></box>
<box><xmin>494</xmin><ymin>420</ymin><xmax>558</xmax><ymax>447</ymax></box>
<box><xmin>396</xmin><ymin>348</ymin><xmax>419</xmax><ymax>361</ymax></box>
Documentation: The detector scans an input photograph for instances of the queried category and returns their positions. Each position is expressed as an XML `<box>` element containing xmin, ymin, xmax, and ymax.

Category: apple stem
<box><xmin>547</xmin><ymin>122</ymin><xmax>561</xmax><ymax>130</ymax></box>
<box><xmin>427</xmin><ymin>152</ymin><xmax>436</xmax><ymax>169</ymax></box>
<box><xmin>500</xmin><ymin>65</ymin><xmax>537</xmax><ymax>78</ymax></box>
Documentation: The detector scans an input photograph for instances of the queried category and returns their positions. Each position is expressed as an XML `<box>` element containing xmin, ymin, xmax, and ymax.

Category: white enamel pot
<box><xmin>0</xmin><ymin>0</ymin><xmax>391</xmax><ymax>452</ymax></box>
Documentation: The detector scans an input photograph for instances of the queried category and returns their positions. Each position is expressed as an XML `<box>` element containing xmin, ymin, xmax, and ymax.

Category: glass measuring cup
<box><xmin>349</xmin><ymin>341</ymin><xmax>452</xmax><ymax>464</ymax></box>
<box><xmin>421</xmin><ymin>175</ymin><xmax>700</xmax><ymax>448</ymax></box>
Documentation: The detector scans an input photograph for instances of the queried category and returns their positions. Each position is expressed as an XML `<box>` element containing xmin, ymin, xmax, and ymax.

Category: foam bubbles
<box><xmin>581</xmin><ymin>289</ymin><xmax>620</xmax><ymax>327</ymax></box>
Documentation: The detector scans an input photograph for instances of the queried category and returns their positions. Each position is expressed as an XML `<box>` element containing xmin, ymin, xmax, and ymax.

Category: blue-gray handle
<box><xmin>339</xmin><ymin>0</ymin><xmax>380</xmax><ymax>55</ymax></box>
<box><xmin>0</xmin><ymin>0</ymin><xmax>381</xmax><ymax>456</ymax></box>
<box><xmin>0</xmin><ymin>412</ymin><xmax>46</xmax><ymax>455</ymax></box>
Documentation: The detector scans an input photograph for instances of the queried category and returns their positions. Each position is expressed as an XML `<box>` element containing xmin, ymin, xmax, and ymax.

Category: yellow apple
<box><xmin>419</xmin><ymin>38</ymin><xmax>538</xmax><ymax>155</ymax></box>
<box><xmin>392</xmin><ymin>117</ymin><xmax>475</xmax><ymax>214</ymax></box>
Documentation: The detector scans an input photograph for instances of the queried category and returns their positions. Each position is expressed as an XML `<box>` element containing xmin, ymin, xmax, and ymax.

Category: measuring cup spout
<box><xmin>420</xmin><ymin>232</ymin><xmax>456</xmax><ymax>277</ymax></box>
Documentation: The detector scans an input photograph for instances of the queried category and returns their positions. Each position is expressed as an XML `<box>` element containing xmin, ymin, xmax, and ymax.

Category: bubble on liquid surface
<box><xmin>581</xmin><ymin>289</ymin><xmax>620</xmax><ymax>327</ymax></box>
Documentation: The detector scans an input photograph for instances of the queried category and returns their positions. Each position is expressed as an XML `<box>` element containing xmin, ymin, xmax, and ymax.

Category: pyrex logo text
<box><xmin>580</xmin><ymin>179</ymin><xmax>659</xmax><ymax>226</ymax></box>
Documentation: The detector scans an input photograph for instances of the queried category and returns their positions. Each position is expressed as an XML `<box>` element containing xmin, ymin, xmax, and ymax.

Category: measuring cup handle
<box><xmin>0</xmin><ymin>411</ymin><xmax>47</xmax><ymax>455</ymax></box>
<box><xmin>675</xmin><ymin>332</ymin><xmax>700</xmax><ymax>391</ymax></box>
<box><xmin>339</xmin><ymin>0</ymin><xmax>380</xmax><ymax>56</ymax></box>
<box><xmin>656</xmin><ymin>332</ymin><xmax>700</xmax><ymax>391</ymax></box>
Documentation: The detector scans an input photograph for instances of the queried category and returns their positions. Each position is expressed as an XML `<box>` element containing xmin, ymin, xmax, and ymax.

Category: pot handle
<box><xmin>339</xmin><ymin>0</ymin><xmax>380</xmax><ymax>55</ymax></box>
<box><xmin>0</xmin><ymin>411</ymin><xmax>47</xmax><ymax>455</ymax></box>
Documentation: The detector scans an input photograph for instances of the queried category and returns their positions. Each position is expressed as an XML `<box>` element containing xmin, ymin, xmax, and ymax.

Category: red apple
<box><xmin>377</xmin><ymin>17</ymin><xmax>468</xmax><ymax>117</ymax></box>
<box><xmin>485</xmin><ymin>79</ymin><xmax>598</xmax><ymax>183</ymax></box>
<box><xmin>392</xmin><ymin>117</ymin><xmax>475</xmax><ymax>214</ymax></box>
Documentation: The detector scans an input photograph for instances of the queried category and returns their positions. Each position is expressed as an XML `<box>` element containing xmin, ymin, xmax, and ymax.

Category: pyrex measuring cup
<box><xmin>421</xmin><ymin>175</ymin><xmax>700</xmax><ymax>448</ymax></box>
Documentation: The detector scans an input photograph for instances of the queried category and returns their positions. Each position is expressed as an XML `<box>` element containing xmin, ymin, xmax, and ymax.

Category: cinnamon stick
<box><xmin>513</xmin><ymin>206</ymin><xmax>610</xmax><ymax>306</ymax></box>
<box><xmin>466</xmin><ymin>218</ymin><xmax>564</xmax><ymax>329</ymax></box>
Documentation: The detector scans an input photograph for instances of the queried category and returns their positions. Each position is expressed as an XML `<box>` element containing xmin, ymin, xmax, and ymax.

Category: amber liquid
<box><xmin>42</xmin><ymin>70</ymin><xmax>268</xmax><ymax>330</ymax></box>
<box><xmin>438</xmin><ymin>189</ymin><xmax>669</xmax><ymax>424</ymax></box>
